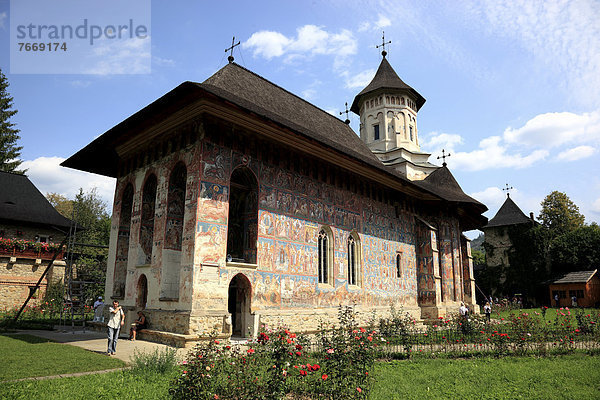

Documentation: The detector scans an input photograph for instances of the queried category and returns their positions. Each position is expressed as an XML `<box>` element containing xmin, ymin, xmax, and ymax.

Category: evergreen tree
<box><xmin>0</xmin><ymin>68</ymin><xmax>24</xmax><ymax>173</ymax></box>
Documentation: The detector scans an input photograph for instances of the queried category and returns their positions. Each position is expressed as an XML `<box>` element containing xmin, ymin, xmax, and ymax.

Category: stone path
<box><xmin>14</xmin><ymin>328</ymin><xmax>189</xmax><ymax>363</ymax></box>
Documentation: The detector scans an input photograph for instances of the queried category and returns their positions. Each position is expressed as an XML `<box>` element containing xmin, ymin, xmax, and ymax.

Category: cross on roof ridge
<box><xmin>502</xmin><ymin>183</ymin><xmax>514</xmax><ymax>197</ymax></box>
<box><xmin>437</xmin><ymin>149</ymin><xmax>451</xmax><ymax>167</ymax></box>
<box><xmin>339</xmin><ymin>102</ymin><xmax>350</xmax><ymax>124</ymax></box>
<box><xmin>225</xmin><ymin>36</ymin><xmax>241</xmax><ymax>63</ymax></box>
<box><xmin>375</xmin><ymin>31</ymin><xmax>391</xmax><ymax>58</ymax></box>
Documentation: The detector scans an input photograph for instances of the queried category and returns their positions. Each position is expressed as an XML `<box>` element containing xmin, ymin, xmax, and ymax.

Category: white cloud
<box><xmin>0</xmin><ymin>12</ymin><xmax>7</xmax><ymax>29</ymax></box>
<box><xmin>465</xmin><ymin>0</ymin><xmax>600</xmax><ymax>107</ymax></box>
<box><xmin>423</xmin><ymin>133</ymin><xmax>548</xmax><ymax>171</ymax></box>
<box><xmin>344</xmin><ymin>68</ymin><xmax>375</xmax><ymax>89</ymax></box>
<box><xmin>243</xmin><ymin>31</ymin><xmax>291</xmax><ymax>59</ymax></box>
<box><xmin>153</xmin><ymin>56</ymin><xmax>175</xmax><ymax>67</ymax></box>
<box><xmin>470</xmin><ymin>186</ymin><xmax>505</xmax><ymax>212</ymax></box>
<box><xmin>70</xmin><ymin>80</ymin><xmax>91</xmax><ymax>88</ymax></box>
<box><xmin>470</xmin><ymin>186</ymin><xmax>541</xmax><ymax>221</ymax></box>
<box><xmin>243</xmin><ymin>25</ymin><xmax>357</xmax><ymax>67</ymax></box>
<box><xmin>22</xmin><ymin>157</ymin><xmax>116</xmax><ymax>211</ymax></box>
<box><xmin>85</xmin><ymin>37</ymin><xmax>151</xmax><ymax>75</ymax></box>
<box><xmin>556</xmin><ymin>145</ymin><xmax>596</xmax><ymax>161</ymax></box>
<box><xmin>375</xmin><ymin>15</ymin><xmax>392</xmax><ymax>29</ymax></box>
<box><xmin>592</xmin><ymin>198</ymin><xmax>600</xmax><ymax>214</ymax></box>
<box><xmin>301</xmin><ymin>88</ymin><xmax>317</xmax><ymax>101</ymax></box>
<box><xmin>358</xmin><ymin>14</ymin><xmax>392</xmax><ymax>32</ymax></box>
<box><xmin>504</xmin><ymin>111</ymin><xmax>600</xmax><ymax>148</ymax></box>
<box><xmin>421</xmin><ymin>132</ymin><xmax>463</xmax><ymax>151</ymax></box>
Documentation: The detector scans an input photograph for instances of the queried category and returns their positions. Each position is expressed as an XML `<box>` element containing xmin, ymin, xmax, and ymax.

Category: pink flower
<box><xmin>357</xmin><ymin>387</ymin><xmax>362</xmax><ymax>393</ymax></box>
<box><xmin>326</xmin><ymin>348</ymin><xmax>334</xmax><ymax>354</ymax></box>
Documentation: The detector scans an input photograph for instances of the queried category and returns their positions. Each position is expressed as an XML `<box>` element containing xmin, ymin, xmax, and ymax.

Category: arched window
<box><xmin>396</xmin><ymin>253</ymin><xmax>402</xmax><ymax>278</ymax></box>
<box><xmin>165</xmin><ymin>163</ymin><xmax>187</xmax><ymax>250</ymax></box>
<box><xmin>391</xmin><ymin>97</ymin><xmax>396</xmax><ymax>105</ymax></box>
<box><xmin>161</xmin><ymin>163</ymin><xmax>187</xmax><ymax>300</ymax></box>
<box><xmin>318</xmin><ymin>228</ymin><xmax>333</xmax><ymax>284</ymax></box>
<box><xmin>227</xmin><ymin>167</ymin><xmax>258</xmax><ymax>264</ymax></box>
<box><xmin>347</xmin><ymin>232</ymin><xmax>360</xmax><ymax>286</ymax></box>
<box><xmin>140</xmin><ymin>174</ymin><xmax>157</xmax><ymax>265</ymax></box>
<box><xmin>113</xmin><ymin>183</ymin><xmax>133</xmax><ymax>298</ymax></box>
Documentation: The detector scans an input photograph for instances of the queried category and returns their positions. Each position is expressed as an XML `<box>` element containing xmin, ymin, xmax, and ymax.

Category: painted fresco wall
<box><xmin>105</xmin><ymin>144</ymin><xmax>200</xmax><ymax>320</ymax></box>
<box><xmin>416</xmin><ymin>222</ymin><xmax>437</xmax><ymax>307</ymax></box>
<box><xmin>192</xmin><ymin>139</ymin><xmax>419</xmax><ymax>318</ymax></box>
<box><xmin>103</xmin><ymin>130</ymin><xmax>472</xmax><ymax>335</ymax></box>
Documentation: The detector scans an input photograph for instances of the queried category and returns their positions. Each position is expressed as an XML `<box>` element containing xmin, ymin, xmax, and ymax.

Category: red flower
<box><xmin>295</xmin><ymin>351</ymin><xmax>302</xmax><ymax>356</ymax></box>
<box><xmin>357</xmin><ymin>387</ymin><xmax>362</xmax><ymax>393</ymax></box>
<box><xmin>367</xmin><ymin>336</ymin><xmax>373</xmax><ymax>342</ymax></box>
<box><xmin>300</xmin><ymin>370</ymin><xmax>307</xmax><ymax>376</ymax></box>
<box><xmin>295</xmin><ymin>344</ymin><xmax>303</xmax><ymax>350</ymax></box>
<box><xmin>360</xmin><ymin>327</ymin><xmax>366</xmax><ymax>333</ymax></box>
<box><xmin>214</xmin><ymin>340</ymin><xmax>220</xmax><ymax>344</ymax></box>
<box><xmin>322</xmin><ymin>374</ymin><xmax>328</xmax><ymax>380</ymax></box>
<box><xmin>247</xmin><ymin>348</ymin><xmax>255</xmax><ymax>354</ymax></box>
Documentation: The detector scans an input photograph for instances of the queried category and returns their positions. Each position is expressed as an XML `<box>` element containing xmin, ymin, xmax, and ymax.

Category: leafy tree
<box><xmin>550</xmin><ymin>225</ymin><xmax>600</xmax><ymax>274</ymax></box>
<box><xmin>46</xmin><ymin>188</ymin><xmax>111</xmax><ymax>302</ymax></box>
<box><xmin>538</xmin><ymin>191</ymin><xmax>584</xmax><ymax>238</ymax></box>
<box><xmin>0</xmin><ymin>68</ymin><xmax>24</xmax><ymax>173</ymax></box>
<box><xmin>471</xmin><ymin>249</ymin><xmax>485</xmax><ymax>269</ymax></box>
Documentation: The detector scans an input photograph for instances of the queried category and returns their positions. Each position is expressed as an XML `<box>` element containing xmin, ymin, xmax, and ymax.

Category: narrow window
<box><xmin>347</xmin><ymin>234</ymin><xmax>360</xmax><ymax>286</ymax></box>
<box><xmin>227</xmin><ymin>167</ymin><xmax>258</xmax><ymax>264</ymax></box>
<box><xmin>140</xmin><ymin>175</ymin><xmax>157</xmax><ymax>265</ymax></box>
<box><xmin>409</xmin><ymin>126</ymin><xmax>413</xmax><ymax>141</ymax></box>
<box><xmin>373</xmin><ymin>124</ymin><xmax>380</xmax><ymax>140</ymax></box>
<box><xmin>161</xmin><ymin>162</ymin><xmax>187</xmax><ymax>300</ymax></box>
<box><xmin>318</xmin><ymin>229</ymin><xmax>330</xmax><ymax>284</ymax></box>
<box><xmin>114</xmin><ymin>183</ymin><xmax>134</xmax><ymax>298</ymax></box>
<box><xmin>396</xmin><ymin>253</ymin><xmax>402</xmax><ymax>278</ymax></box>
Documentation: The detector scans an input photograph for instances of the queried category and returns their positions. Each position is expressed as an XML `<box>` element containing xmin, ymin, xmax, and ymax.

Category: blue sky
<box><xmin>1</xmin><ymin>0</ymin><xmax>599</xmax><ymax>236</ymax></box>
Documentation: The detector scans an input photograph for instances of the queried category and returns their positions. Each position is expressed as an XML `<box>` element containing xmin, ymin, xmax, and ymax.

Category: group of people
<box><xmin>105</xmin><ymin>300</ymin><xmax>148</xmax><ymax>356</ymax></box>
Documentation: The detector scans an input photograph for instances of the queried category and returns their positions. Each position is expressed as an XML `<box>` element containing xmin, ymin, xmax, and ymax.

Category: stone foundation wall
<box><xmin>0</xmin><ymin>256</ymin><xmax>65</xmax><ymax>309</ymax></box>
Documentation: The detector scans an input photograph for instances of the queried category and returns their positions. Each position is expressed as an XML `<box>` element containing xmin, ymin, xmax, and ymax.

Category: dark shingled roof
<box><xmin>484</xmin><ymin>196</ymin><xmax>532</xmax><ymax>229</ymax></box>
<box><xmin>61</xmin><ymin>61</ymin><xmax>486</xmax><ymax>228</ymax></box>
<box><xmin>552</xmin><ymin>270</ymin><xmax>597</xmax><ymax>284</ymax></box>
<box><xmin>0</xmin><ymin>171</ymin><xmax>72</xmax><ymax>231</ymax></box>
<box><xmin>417</xmin><ymin>165</ymin><xmax>485</xmax><ymax>207</ymax></box>
<box><xmin>350</xmin><ymin>56</ymin><xmax>426</xmax><ymax>114</ymax></box>
<box><xmin>201</xmin><ymin>63</ymin><xmax>383</xmax><ymax>169</ymax></box>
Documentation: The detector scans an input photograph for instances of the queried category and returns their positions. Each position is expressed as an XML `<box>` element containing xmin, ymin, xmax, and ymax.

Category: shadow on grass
<box><xmin>3</xmin><ymin>334</ymin><xmax>54</xmax><ymax>344</ymax></box>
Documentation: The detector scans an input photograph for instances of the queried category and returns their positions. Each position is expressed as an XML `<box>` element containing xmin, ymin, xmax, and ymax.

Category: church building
<box><xmin>63</xmin><ymin>52</ymin><xmax>487</xmax><ymax>340</ymax></box>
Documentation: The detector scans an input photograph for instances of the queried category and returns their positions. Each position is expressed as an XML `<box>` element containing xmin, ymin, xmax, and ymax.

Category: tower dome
<box><xmin>351</xmin><ymin>55</ymin><xmax>437</xmax><ymax>180</ymax></box>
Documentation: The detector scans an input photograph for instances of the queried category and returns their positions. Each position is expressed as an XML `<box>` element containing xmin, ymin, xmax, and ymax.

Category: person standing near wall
<box><xmin>107</xmin><ymin>300</ymin><xmax>124</xmax><ymax>356</ymax></box>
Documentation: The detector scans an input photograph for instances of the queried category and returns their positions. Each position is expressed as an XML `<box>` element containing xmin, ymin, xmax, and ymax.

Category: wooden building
<box><xmin>549</xmin><ymin>270</ymin><xmax>600</xmax><ymax>308</ymax></box>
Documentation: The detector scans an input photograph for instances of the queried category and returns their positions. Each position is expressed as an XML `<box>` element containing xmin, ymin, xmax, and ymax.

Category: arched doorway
<box><xmin>136</xmin><ymin>274</ymin><xmax>148</xmax><ymax>309</ymax></box>
<box><xmin>228</xmin><ymin>274</ymin><xmax>251</xmax><ymax>337</ymax></box>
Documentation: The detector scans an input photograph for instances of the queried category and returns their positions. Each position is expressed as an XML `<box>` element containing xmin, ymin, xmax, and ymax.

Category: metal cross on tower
<box><xmin>437</xmin><ymin>149</ymin><xmax>451</xmax><ymax>166</ymax></box>
<box><xmin>339</xmin><ymin>102</ymin><xmax>350</xmax><ymax>124</ymax></box>
<box><xmin>225</xmin><ymin>36</ymin><xmax>241</xmax><ymax>63</ymax></box>
<box><xmin>502</xmin><ymin>183</ymin><xmax>514</xmax><ymax>197</ymax></box>
<box><xmin>376</xmin><ymin>31</ymin><xmax>391</xmax><ymax>57</ymax></box>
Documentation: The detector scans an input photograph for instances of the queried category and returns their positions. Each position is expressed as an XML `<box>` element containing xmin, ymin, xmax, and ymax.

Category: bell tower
<box><xmin>351</xmin><ymin>46</ymin><xmax>438</xmax><ymax>181</ymax></box>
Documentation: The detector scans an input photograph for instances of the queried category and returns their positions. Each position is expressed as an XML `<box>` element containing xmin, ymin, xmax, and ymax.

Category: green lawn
<box><xmin>372</xmin><ymin>354</ymin><xmax>600</xmax><ymax>400</ymax></box>
<box><xmin>0</xmin><ymin>334</ymin><xmax>125</xmax><ymax>381</ymax></box>
<box><xmin>2</xmin><ymin>354</ymin><xmax>599</xmax><ymax>399</ymax></box>
<box><xmin>0</xmin><ymin>369</ymin><xmax>175</xmax><ymax>400</ymax></box>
